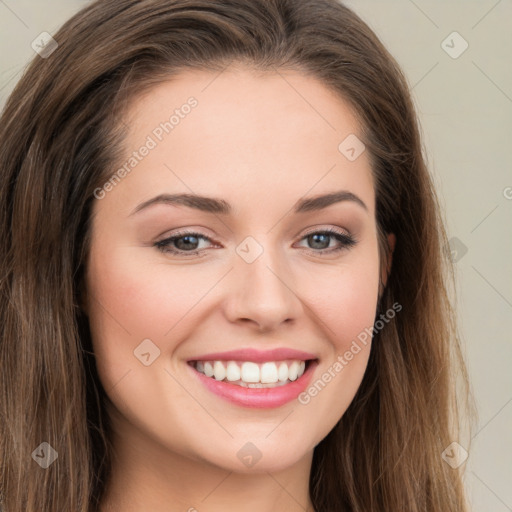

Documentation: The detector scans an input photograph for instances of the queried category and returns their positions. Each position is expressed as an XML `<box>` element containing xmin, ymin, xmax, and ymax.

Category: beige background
<box><xmin>1</xmin><ymin>1</ymin><xmax>511</xmax><ymax>510</ymax></box>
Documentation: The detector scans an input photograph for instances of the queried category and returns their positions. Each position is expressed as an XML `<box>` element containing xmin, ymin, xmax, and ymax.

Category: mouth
<box><xmin>186</xmin><ymin>350</ymin><xmax>319</xmax><ymax>409</ymax></box>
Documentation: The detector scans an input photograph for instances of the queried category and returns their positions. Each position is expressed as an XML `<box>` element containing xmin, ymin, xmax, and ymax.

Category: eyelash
<box><xmin>154</xmin><ymin>228</ymin><xmax>357</xmax><ymax>257</ymax></box>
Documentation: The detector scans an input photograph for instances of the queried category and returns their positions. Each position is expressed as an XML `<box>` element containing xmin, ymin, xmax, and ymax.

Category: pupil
<box><xmin>176</xmin><ymin>235</ymin><xmax>198</xmax><ymax>250</ymax></box>
<box><xmin>309</xmin><ymin>233</ymin><xmax>329</xmax><ymax>249</ymax></box>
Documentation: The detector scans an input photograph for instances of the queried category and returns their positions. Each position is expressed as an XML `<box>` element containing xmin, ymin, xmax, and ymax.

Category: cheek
<box><xmin>329</xmin><ymin>268</ymin><xmax>378</xmax><ymax>346</ymax></box>
<box><xmin>85</xmin><ymin>245</ymin><xmax>172</xmax><ymax>381</ymax></box>
<box><xmin>300</xmin><ymin>250</ymin><xmax>380</xmax><ymax>350</ymax></box>
<box><xmin>294</xmin><ymin>250</ymin><xmax>380</xmax><ymax>433</ymax></box>
<box><xmin>85</xmin><ymin>239</ymin><xmax>229</xmax><ymax>385</ymax></box>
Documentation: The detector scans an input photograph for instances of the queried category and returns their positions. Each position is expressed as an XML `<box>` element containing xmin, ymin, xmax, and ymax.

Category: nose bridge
<box><xmin>226</xmin><ymin>233</ymin><xmax>302</xmax><ymax>329</ymax></box>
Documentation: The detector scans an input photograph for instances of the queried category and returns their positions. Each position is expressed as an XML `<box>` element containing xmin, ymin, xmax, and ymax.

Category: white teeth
<box><xmin>204</xmin><ymin>361</ymin><xmax>214</xmax><ymax>378</ymax></box>
<box><xmin>192</xmin><ymin>358</ymin><xmax>309</xmax><ymax>386</ymax></box>
<box><xmin>278</xmin><ymin>362</ymin><xmax>288</xmax><ymax>382</ymax></box>
<box><xmin>226</xmin><ymin>361</ymin><xmax>241</xmax><ymax>381</ymax></box>
<box><xmin>213</xmin><ymin>361</ymin><xmax>226</xmax><ymax>381</ymax></box>
<box><xmin>241</xmin><ymin>362</ymin><xmax>260</xmax><ymax>383</ymax></box>
<box><xmin>288</xmin><ymin>361</ymin><xmax>299</xmax><ymax>381</ymax></box>
<box><xmin>260</xmin><ymin>362</ymin><xmax>278</xmax><ymax>383</ymax></box>
<box><xmin>232</xmin><ymin>380</ymin><xmax>290</xmax><ymax>389</ymax></box>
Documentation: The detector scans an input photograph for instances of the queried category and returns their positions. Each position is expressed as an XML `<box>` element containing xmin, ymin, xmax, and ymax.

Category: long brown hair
<box><xmin>0</xmin><ymin>0</ymin><xmax>473</xmax><ymax>510</ymax></box>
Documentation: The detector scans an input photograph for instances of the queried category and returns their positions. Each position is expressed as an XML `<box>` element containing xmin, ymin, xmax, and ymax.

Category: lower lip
<box><xmin>188</xmin><ymin>360</ymin><xmax>318</xmax><ymax>409</ymax></box>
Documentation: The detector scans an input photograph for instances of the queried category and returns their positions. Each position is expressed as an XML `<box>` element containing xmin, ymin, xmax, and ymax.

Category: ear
<box><xmin>380</xmin><ymin>232</ymin><xmax>396</xmax><ymax>289</ymax></box>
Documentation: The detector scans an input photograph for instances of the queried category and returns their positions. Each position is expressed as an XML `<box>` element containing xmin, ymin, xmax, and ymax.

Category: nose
<box><xmin>223</xmin><ymin>240</ymin><xmax>304</xmax><ymax>332</ymax></box>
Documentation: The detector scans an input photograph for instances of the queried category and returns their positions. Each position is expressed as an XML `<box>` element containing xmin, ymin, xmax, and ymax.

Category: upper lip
<box><xmin>187</xmin><ymin>348</ymin><xmax>318</xmax><ymax>363</ymax></box>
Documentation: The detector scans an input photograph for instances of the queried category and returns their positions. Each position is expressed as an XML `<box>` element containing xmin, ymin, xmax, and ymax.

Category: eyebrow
<box><xmin>129</xmin><ymin>190</ymin><xmax>368</xmax><ymax>216</ymax></box>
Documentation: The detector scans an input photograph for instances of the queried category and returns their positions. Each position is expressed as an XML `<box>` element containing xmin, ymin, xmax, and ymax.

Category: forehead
<box><xmin>105</xmin><ymin>65</ymin><xmax>375</xmax><ymax>218</ymax></box>
<box><xmin>125</xmin><ymin>65</ymin><xmax>364</xmax><ymax>142</ymax></box>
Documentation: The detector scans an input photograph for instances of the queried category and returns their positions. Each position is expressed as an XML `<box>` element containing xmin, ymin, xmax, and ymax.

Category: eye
<box><xmin>295</xmin><ymin>228</ymin><xmax>357</xmax><ymax>255</ymax></box>
<box><xmin>154</xmin><ymin>231</ymin><xmax>213</xmax><ymax>256</ymax></box>
<box><xmin>154</xmin><ymin>227</ymin><xmax>357</xmax><ymax>257</ymax></box>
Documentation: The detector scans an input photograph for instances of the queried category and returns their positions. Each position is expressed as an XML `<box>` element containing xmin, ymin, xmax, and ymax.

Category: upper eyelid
<box><xmin>159</xmin><ymin>226</ymin><xmax>352</xmax><ymax>243</ymax></box>
<box><xmin>301</xmin><ymin>226</ymin><xmax>351</xmax><ymax>237</ymax></box>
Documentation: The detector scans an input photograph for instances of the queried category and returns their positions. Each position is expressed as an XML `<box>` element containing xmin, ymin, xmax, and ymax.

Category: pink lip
<box><xmin>187</xmin><ymin>348</ymin><xmax>317</xmax><ymax>363</ymax></box>
<box><xmin>188</xmin><ymin>359</ymin><xmax>319</xmax><ymax>409</ymax></box>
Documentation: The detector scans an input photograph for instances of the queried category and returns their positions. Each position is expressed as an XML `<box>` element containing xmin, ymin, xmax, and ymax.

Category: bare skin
<box><xmin>84</xmin><ymin>65</ymin><xmax>394</xmax><ymax>512</ymax></box>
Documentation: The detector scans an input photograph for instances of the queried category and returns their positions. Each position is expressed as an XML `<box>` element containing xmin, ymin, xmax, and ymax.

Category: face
<box><xmin>85</xmin><ymin>66</ymin><xmax>388</xmax><ymax>475</ymax></box>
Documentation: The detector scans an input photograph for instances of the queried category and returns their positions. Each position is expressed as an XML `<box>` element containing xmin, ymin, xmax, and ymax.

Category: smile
<box><xmin>190</xmin><ymin>359</ymin><xmax>309</xmax><ymax>387</ymax></box>
<box><xmin>187</xmin><ymin>354</ymin><xmax>318</xmax><ymax>408</ymax></box>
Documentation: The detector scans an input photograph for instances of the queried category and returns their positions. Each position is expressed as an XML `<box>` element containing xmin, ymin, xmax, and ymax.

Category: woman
<box><xmin>0</xmin><ymin>0</ymin><xmax>472</xmax><ymax>510</ymax></box>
